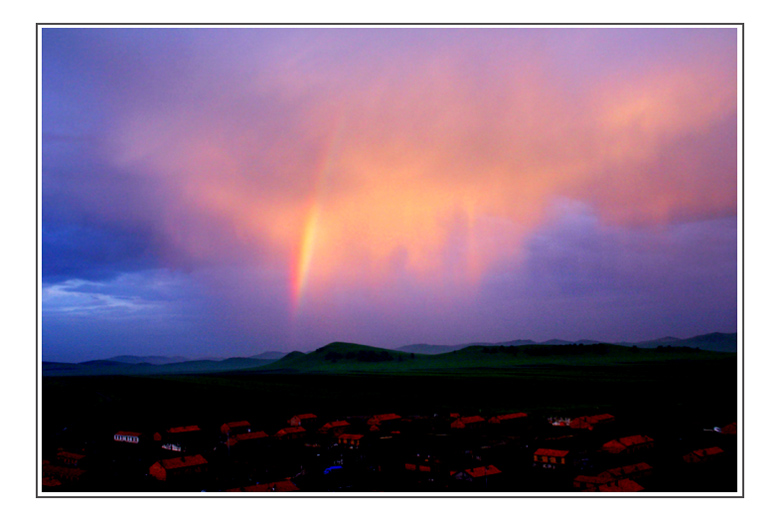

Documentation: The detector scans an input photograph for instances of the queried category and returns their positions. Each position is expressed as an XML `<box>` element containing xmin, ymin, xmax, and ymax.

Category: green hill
<box><xmin>251</xmin><ymin>341</ymin><xmax>734</xmax><ymax>375</ymax></box>
<box><xmin>257</xmin><ymin>342</ymin><xmax>414</xmax><ymax>372</ymax></box>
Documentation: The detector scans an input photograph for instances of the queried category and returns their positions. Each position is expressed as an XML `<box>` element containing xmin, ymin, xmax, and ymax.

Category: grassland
<box><xmin>42</xmin><ymin>353</ymin><xmax>737</xmax><ymax>451</ymax></box>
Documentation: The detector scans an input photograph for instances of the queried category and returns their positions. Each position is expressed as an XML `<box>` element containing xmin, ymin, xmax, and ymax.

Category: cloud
<box><xmin>42</xmin><ymin>28</ymin><xmax>738</xmax><ymax>357</ymax></box>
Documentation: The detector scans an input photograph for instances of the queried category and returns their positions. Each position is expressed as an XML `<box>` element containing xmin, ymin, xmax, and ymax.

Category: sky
<box><xmin>41</xmin><ymin>27</ymin><xmax>738</xmax><ymax>363</ymax></box>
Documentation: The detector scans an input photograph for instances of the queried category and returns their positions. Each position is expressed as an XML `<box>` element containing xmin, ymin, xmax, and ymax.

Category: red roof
<box><xmin>721</xmin><ymin>422</ymin><xmax>737</xmax><ymax>435</ymax></box>
<box><xmin>684</xmin><ymin>447</ymin><xmax>724</xmax><ymax>462</ymax></box>
<box><xmin>569</xmin><ymin>417</ymin><xmax>592</xmax><ymax>429</ymax></box>
<box><xmin>489</xmin><ymin>412</ymin><xmax>527</xmax><ymax>423</ymax></box>
<box><xmin>339</xmin><ymin>434</ymin><xmax>364</xmax><ymax>441</ymax></box>
<box><xmin>619</xmin><ymin>435</ymin><xmax>653</xmax><ymax>446</ymax></box>
<box><xmin>227</xmin><ymin>431</ymin><xmax>269</xmax><ymax>446</ymax></box>
<box><xmin>534</xmin><ymin>448</ymin><xmax>569</xmax><ymax>458</ymax></box>
<box><xmin>275</xmin><ymin>426</ymin><xmax>305</xmax><ymax>437</ymax></box>
<box><xmin>599</xmin><ymin>462</ymin><xmax>652</xmax><ymax>479</ymax></box>
<box><xmin>157</xmin><ymin>454</ymin><xmax>208</xmax><ymax>470</ymax></box>
<box><xmin>57</xmin><ymin>451</ymin><xmax>86</xmax><ymax>461</ymax></box>
<box><xmin>464</xmin><ymin>465</ymin><xmax>501</xmax><ymax>478</ymax></box>
<box><xmin>224</xmin><ymin>421</ymin><xmax>250</xmax><ymax>429</ymax></box>
<box><xmin>368</xmin><ymin>413</ymin><xmax>401</xmax><ymax>424</ymax></box>
<box><xmin>602</xmin><ymin>435</ymin><xmax>653</xmax><ymax>453</ymax></box>
<box><xmin>236</xmin><ymin>431</ymin><xmax>268</xmax><ymax>441</ymax></box>
<box><xmin>320</xmin><ymin>420</ymin><xmax>350</xmax><ymax>431</ymax></box>
<box><xmin>571</xmin><ymin>413</ymin><xmax>615</xmax><ymax>430</ymax></box>
<box><xmin>452</xmin><ymin>416</ymin><xmax>485</xmax><ymax>428</ymax></box>
<box><xmin>43</xmin><ymin>464</ymin><xmax>87</xmax><ymax>480</ymax></box>
<box><xmin>294</xmin><ymin>413</ymin><xmax>317</xmax><ymax>420</ymax></box>
<box><xmin>167</xmin><ymin>425</ymin><xmax>200</xmax><ymax>434</ymax></box>
<box><xmin>115</xmin><ymin>431</ymin><xmax>142</xmax><ymax>437</ymax></box>
<box><xmin>574</xmin><ymin>475</ymin><xmax>611</xmax><ymax>485</ymax></box>
<box><xmin>242</xmin><ymin>480</ymin><xmax>299</xmax><ymax>492</ymax></box>
<box><xmin>599</xmin><ymin>479</ymin><xmax>644</xmax><ymax>492</ymax></box>
<box><xmin>42</xmin><ymin>476</ymin><xmax>62</xmax><ymax>488</ymax></box>
<box><xmin>227</xmin><ymin>479</ymin><xmax>299</xmax><ymax>492</ymax></box>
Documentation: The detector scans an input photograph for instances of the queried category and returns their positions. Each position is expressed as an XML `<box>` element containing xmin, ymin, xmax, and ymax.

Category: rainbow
<box><xmin>291</xmin><ymin>112</ymin><xmax>347</xmax><ymax>315</ymax></box>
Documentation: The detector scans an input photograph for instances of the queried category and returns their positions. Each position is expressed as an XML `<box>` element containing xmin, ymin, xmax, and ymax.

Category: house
<box><xmin>533</xmin><ymin>448</ymin><xmax>570</xmax><ymax>469</ymax></box>
<box><xmin>114</xmin><ymin>431</ymin><xmax>141</xmax><ymax>444</ymax></box>
<box><xmin>220</xmin><ymin>421</ymin><xmax>251</xmax><ymax>435</ymax></box>
<box><xmin>451</xmin><ymin>416</ymin><xmax>485</xmax><ymax>429</ymax></box>
<box><xmin>488</xmin><ymin>412</ymin><xmax>528</xmax><ymax>424</ymax></box>
<box><xmin>573</xmin><ymin>475</ymin><xmax>612</xmax><ymax>491</ymax></box>
<box><xmin>569</xmin><ymin>413</ymin><xmax>615</xmax><ymax>430</ymax></box>
<box><xmin>41</xmin><ymin>476</ymin><xmax>62</xmax><ymax>489</ymax></box>
<box><xmin>275</xmin><ymin>426</ymin><xmax>306</xmax><ymax>440</ymax></box>
<box><xmin>405</xmin><ymin>463</ymin><xmax>433</xmax><ymax>473</ymax></box>
<box><xmin>601</xmin><ymin>435</ymin><xmax>654</xmax><ymax>455</ymax></box>
<box><xmin>57</xmin><ymin>451</ymin><xmax>86</xmax><ymax>468</ymax></box>
<box><xmin>367</xmin><ymin>413</ymin><xmax>401</xmax><ymax>426</ymax></box>
<box><xmin>720</xmin><ymin>422</ymin><xmax>737</xmax><ymax>435</ymax></box>
<box><xmin>226</xmin><ymin>479</ymin><xmax>299</xmax><ymax>492</ymax></box>
<box><xmin>167</xmin><ymin>425</ymin><xmax>201</xmax><ymax>434</ymax></box>
<box><xmin>158</xmin><ymin>425</ymin><xmax>202</xmax><ymax>452</ymax></box>
<box><xmin>598</xmin><ymin>478</ymin><xmax>644</xmax><ymax>492</ymax></box>
<box><xmin>149</xmin><ymin>454</ymin><xmax>208</xmax><ymax>482</ymax></box>
<box><xmin>43</xmin><ymin>462</ymin><xmax>87</xmax><ymax>484</ymax></box>
<box><xmin>338</xmin><ymin>433</ymin><xmax>364</xmax><ymax>448</ymax></box>
<box><xmin>226</xmin><ymin>431</ymin><xmax>269</xmax><ymax>448</ymax></box>
<box><xmin>574</xmin><ymin>463</ymin><xmax>651</xmax><ymax>491</ymax></box>
<box><xmin>451</xmin><ymin>465</ymin><xmax>502</xmax><ymax>482</ymax></box>
<box><xmin>598</xmin><ymin>462</ymin><xmax>652</xmax><ymax>482</ymax></box>
<box><xmin>683</xmin><ymin>447</ymin><xmax>724</xmax><ymax>464</ymax></box>
<box><xmin>289</xmin><ymin>413</ymin><xmax>318</xmax><ymax>427</ymax></box>
<box><xmin>319</xmin><ymin>420</ymin><xmax>350</xmax><ymax>436</ymax></box>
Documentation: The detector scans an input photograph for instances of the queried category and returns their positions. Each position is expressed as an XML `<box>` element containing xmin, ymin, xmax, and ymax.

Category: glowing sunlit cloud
<box><xmin>99</xmin><ymin>29</ymin><xmax>736</xmax><ymax>323</ymax></box>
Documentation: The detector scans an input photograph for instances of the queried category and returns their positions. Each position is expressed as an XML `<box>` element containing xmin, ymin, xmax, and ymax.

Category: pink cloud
<box><xmin>96</xmin><ymin>28</ymin><xmax>736</xmax><ymax>313</ymax></box>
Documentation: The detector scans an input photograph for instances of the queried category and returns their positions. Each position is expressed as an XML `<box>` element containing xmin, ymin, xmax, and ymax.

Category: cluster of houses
<box><xmin>42</xmin><ymin>409</ymin><xmax>737</xmax><ymax>493</ymax></box>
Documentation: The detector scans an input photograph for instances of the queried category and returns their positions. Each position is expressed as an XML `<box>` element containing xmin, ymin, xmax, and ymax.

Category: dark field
<box><xmin>41</xmin><ymin>357</ymin><xmax>738</xmax><ymax>493</ymax></box>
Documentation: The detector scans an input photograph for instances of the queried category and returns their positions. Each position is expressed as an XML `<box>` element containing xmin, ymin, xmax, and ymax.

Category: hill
<box><xmin>42</xmin><ymin>357</ymin><xmax>278</xmax><ymax>377</ymax></box>
<box><xmin>249</xmin><ymin>351</ymin><xmax>287</xmax><ymax>360</ymax></box>
<box><xmin>250</xmin><ymin>340</ymin><xmax>734</xmax><ymax>375</ymax></box>
<box><xmin>397</xmin><ymin>338</ymin><xmax>537</xmax><ymax>355</ymax></box>
<box><xmin>397</xmin><ymin>332</ymin><xmax>737</xmax><ymax>354</ymax></box>
<box><xmin>105</xmin><ymin>355</ymin><xmax>190</xmax><ymax>365</ymax></box>
<box><xmin>622</xmin><ymin>332</ymin><xmax>737</xmax><ymax>352</ymax></box>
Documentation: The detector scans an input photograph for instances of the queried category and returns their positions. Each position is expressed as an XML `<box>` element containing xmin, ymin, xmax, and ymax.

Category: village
<box><xmin>41</xmin><ymin>406</ymin><xmax>737</xmax><ymax>493</ymax></box>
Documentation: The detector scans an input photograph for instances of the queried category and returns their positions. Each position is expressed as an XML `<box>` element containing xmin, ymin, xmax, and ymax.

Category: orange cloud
<box><xmin>108</xmin><ymin>30</ymin><xmax>736</xmax><ymax>309</ymax></box>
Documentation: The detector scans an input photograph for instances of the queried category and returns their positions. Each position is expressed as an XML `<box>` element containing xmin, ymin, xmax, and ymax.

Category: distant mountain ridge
<box><xmin>617</xmin><ymin>332</ymin><xmax>737</xmax><ymax>352</ymax></box>
<box><xmin>396</xmin><ymin>332</ymin><xmax>736</xmax><ymax>354</ymax></box>
<box><xmin>106</xmin><ymin>355</ymin><xmax>190</xmax><ymax>365</ymax></box>
<box><xmin>250</xmin><ymin>351</ymin><xmax>287</xmax><ymax>360</ymax></box>
<box><xmin>398</xmin><ymin>339</ymin><xmax>536</xmax><ymax>355</ymax></box>
<box><xmin>42</xmin><ymin>356</ymin><xmax>279</xmax><ymax>377</ymax></box>
<box><xmin>43</xmin><ymin>332</ymin><xmax>736</xmax><ymax>376</ymax></box>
